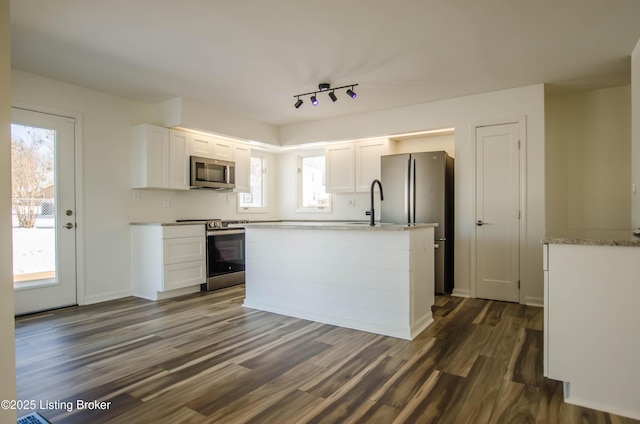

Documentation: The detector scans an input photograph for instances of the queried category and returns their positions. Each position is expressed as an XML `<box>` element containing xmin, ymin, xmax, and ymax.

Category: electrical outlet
<box><xmin>347</xmin><ymin>198</ymin><xmax>355</xmax><ymax>207</ymax></box>
<box><xmin>132</xmin><ymin>190</ymin><xmax>140</xmax><ymax>201</ymax></box>
<box><xmin>162</xmin><ymin>198</ymin><xmax>170</xmax><ymax>208</ymax></box>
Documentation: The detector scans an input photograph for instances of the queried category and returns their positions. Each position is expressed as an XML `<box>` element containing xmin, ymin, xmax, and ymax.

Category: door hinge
<box><xmin>518</xmin><ymin>210</ymin><xmax>521</xmax><ymax>219</ymax></box>
<box><xmin>518</xmin><ymin>139</ymin><xmax>521</xmax><ymax>149</ymax></box>
<box><xmin>518</xmin><ymin>280</ymin><xmax>521</xmax><ymax>289</ymax></box>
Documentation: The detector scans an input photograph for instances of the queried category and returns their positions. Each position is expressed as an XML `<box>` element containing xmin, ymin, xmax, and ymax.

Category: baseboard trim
<box><xmin>525</xmin><ymin>296</ymin><xmax>544</xmax><ymax>307</ymax></box>
<box><xmin>82</xmin><ymin>289</ymin><xmax>132</xmax><ymax>305</ymax></box>
<box><xmin>451</xmin><ymin>288</ymin><xmax>471</xmax><ymax>298</ymax></box>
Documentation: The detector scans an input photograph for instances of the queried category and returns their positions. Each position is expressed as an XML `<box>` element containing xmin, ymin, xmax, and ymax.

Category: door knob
<box><xmin>63</xmin><ymin>222</ymin><xmax>75</xmax><ymax>229</ymax></box>
<box><xmin>476</xmin><ymin>220</ymin><xmax>485</xmax><ymax>226</ymax></box>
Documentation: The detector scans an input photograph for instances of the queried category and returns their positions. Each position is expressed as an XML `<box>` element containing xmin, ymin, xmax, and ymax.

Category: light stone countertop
<box><xmin>233</xmin><ymin>221</ymin><xmax>438</xmax><ymax>231</ymax></box>
<box><xmin>130</xmin><ymin>221</ymin><xmax>207</xmax><ymax>226</ymax></box>
<box><xmin>543</xmin><ymin>229</ymin><xmax>640</xmax><ymax>247</ymax></box>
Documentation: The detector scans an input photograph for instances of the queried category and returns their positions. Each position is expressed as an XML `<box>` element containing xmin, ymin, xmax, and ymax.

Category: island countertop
<box><xmin>542</xmin><ymin>229</ymin><xmax>640</xmax><ymax>247</ymax></box>
<box><xmin>235</xmin><ymin>221</ymin><xmax>438</xmax><ymax>231</ymax></box>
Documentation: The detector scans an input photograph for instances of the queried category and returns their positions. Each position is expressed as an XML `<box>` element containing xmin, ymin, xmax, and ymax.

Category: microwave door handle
<box><xmin>224</xmin><ymin>165</ymin><xmax>230</xmax><ymax>184</ymax></box>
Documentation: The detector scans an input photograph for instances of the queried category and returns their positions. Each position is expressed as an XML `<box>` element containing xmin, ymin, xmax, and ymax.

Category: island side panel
<box><xmin>410</xmin><ymin>226</ymin><xmax>435</xmax><ymax>338</ymax></box>
<box><xmin>243</xmin><ymin>227</ymin><xmax>424</xmax><ymax>339</ymax></box>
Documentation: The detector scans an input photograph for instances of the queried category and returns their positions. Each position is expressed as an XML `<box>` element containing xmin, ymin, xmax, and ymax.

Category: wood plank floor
<box><xmin>15</xmin><ymin>285</ymin><xmax>639</xmax><ymax>424</ymax></box>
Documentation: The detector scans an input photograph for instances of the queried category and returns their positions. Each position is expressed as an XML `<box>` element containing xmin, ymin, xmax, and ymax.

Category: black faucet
<box><xmin>366</xmin><ymin>179</ymin><xmax>384</xmax><ymax>226</ymax></box>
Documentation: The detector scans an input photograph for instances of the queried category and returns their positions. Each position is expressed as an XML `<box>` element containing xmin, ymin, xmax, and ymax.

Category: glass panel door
<box><xmin>11</xmin><ymin>108</ymin><xmax>77</xmax><ymax>315</ymax></box>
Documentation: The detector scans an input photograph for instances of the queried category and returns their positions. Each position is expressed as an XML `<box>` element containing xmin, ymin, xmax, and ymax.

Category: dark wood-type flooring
<box><xmin>15</xmin><ymin>285</ymin><xmax>639</xmax><ymax>423</ymax></box>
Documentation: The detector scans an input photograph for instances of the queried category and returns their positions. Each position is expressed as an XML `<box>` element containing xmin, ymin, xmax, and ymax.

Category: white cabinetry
<box><xmin>325</xmin><ymin>138</ymin><xmax>395</xmax><ymax>193</ymax></box>
<box><xmin>355</xmin><ymin>138</ymin><xmax>394</xmax><ymax>192</ymax></box>
<box><xmin>131</xmin><ymin>124</ymin><xmax>170</xmax><ymax>189</ymax></box>
<box><xmin>189</xmin><ymin>133</ymin><xmax>234</xmax><ymax>161</ymax></box>
<box><xmin>544</xmin><ymin>242</ymin><xmax>640</xmax><ymax>420</ymax></box>
<box><xmin>233</xmin><ymin>143</ymin><xmax>251</xmax><ymax>193</ymax></box>
<box><xmin>168</xmin><ymin>129</ymin><xmax>191</xmax><ymax>190</ymax></box>
<box><xmin>131</xmin><ymin>224</ymin><xmax>206</xmax><ymax>300</ymax></box>
<box><xmin>325</xmin><ymin>143</ymin><xmax>355</xmax><ymax>193</ymax></box>
<box><xmin>132</xmin><ymin>125</ymin><xmax>251</xmax><ymax>191</ymax></box>
<box><xmin>190</xmin><ymin>133</ymin><xmax>215</xmax><ymax>158</ymax></box>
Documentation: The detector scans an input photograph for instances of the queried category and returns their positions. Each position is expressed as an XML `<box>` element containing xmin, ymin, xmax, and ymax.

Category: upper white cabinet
<box><xmin>213</xmin><ymin>139</ymin><xmax>234</xmax><ymax>161</ymax></box>
<box><xmin>233</xmin><ymin>143</ymin><xmax>251</xmax><ymax>193</ymax></box>
<box><xmin>325</xmin><ymin>143</ymin><xmax>355</xmax><ymax>193</ymax></box>
<box><xmin>326</xmin><ymin>138</ymin><xmax>395</xmax><ymax>193</ymax></box>
<box><xmin>190</xmin><ymin>133</ymin><xmax>215</xmax><ymax>158</ymax></box>
<box><xmin>355</xmin><ymin>138</ymin><xmax>395</xmax><ymax>192</ymax></box>
<box><xmin>168</xmin><ymin>129</ymin><xmax>191</xmax><ymax>190</ymax></box>
<box><xmin>131</xmin><ymin>124</ymin><xmax>170</xmax><ymax>189</ymax></box>
<box><xmin>189</xmin><ymin>133</ymin><xmax>235</xmax><ymax>161</ymax></box>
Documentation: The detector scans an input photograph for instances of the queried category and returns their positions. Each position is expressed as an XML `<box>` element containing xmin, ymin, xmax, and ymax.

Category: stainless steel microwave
<box><xmin>190</xmin><ymin>156</ymin><xmax>235</xmax><ymax>190</ymax></box>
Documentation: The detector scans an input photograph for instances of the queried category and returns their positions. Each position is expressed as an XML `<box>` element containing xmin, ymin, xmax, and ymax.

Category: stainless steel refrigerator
<box><xmin>380</xmin><ymin>151</ymin><xmax>454</xmax><ymax>294</ymax></box>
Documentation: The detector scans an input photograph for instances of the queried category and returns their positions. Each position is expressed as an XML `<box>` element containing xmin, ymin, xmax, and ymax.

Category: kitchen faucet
<box><xmin>366</xmin><ymin>179</ymin><xmax>384</xmax><ymax>226</ymax></box>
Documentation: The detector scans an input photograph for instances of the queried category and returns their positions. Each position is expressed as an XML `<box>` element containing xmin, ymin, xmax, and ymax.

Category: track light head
<box><xmin>319</xmin><ymin>83</ymin><xmax>330</xmax><ymax>91</ymax></box>
<box><xmin>294</xmin><ymin>98</ymin><xmax>303</xmax><ymax>109</ymax></box>
<box><xmin>310</xmin><ymin>95</ymin><xmax>318</xmax><ymax>106</ymax></box>
<box><xmin>346</xmin><ymin>87</ymin><xmax>357</xmax><ymax>99</ymax></box>
<box><xmin>328</xmin><ymin>91</ymin><xmax>338</xmax><ymax>102</ymax></box>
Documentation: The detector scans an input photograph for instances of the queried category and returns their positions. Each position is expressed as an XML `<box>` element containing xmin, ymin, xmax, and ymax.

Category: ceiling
<box><xmin>10</xmin><ymin>0</ymin><xmax>640</xmax><ymax>127</ymax></box>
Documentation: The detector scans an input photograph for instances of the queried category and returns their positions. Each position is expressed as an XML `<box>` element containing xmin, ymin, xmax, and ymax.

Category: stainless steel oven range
<box><xmin>176</xmin><ymin>219</ymin><xmax>245</xmax><ymax>291</ymax></box>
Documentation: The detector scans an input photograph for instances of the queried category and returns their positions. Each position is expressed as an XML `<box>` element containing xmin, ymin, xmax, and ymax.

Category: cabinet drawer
<box><xmin>163</xmin><ymin>236</ymin><xmax>205</xmax><ymax>264</ymax></box>
<box><xmin>162</xmin><ymin>261</ymin><xmax>205</xmax><ymax>291</ymax></box>
<box><xmin>163</xmin><ymin>224</ymin><xmax>204</xmax><ymax>239</ymax></box>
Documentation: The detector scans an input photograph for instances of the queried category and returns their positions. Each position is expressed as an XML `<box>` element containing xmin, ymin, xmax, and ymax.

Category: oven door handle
<box><xmin>208</xmin><ymin>229</ymin><xmax>245</xmax><ymax>236</ymax></box>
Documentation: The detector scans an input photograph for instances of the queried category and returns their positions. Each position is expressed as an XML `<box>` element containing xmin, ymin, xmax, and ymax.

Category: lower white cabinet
<box><xmin>131</xmin><ymin>224</ymin><xmax>205</xmax><ymax>300</ymax></box>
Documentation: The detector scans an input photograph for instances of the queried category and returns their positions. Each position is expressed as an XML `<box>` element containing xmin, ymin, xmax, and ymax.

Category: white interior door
<box><xmin>11</xmin><ymin>107</ymin><xmax>77</xmax><ymax>315</ymax></box>
<box><xmin>475</xmin><ymin>123</ymin><xmax>520</xmax><ymax>302</ymax></box>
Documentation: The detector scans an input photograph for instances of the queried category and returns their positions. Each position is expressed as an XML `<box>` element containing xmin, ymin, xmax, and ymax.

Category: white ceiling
<box><xmin>10</xmin><ymin>0</ymin><xmax>640</xmax><ymax>127</ymax></box>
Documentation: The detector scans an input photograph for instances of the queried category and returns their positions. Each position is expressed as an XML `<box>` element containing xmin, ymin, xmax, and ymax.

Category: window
<box><xmin>238</xmin><ymin>155</ymin><xmax>267</xmax><ymax>212</ymax></box>
<box><xmin>298</xmin><ymin>154</ymin><xmax>331</xmax><ymax>211</ymax></box>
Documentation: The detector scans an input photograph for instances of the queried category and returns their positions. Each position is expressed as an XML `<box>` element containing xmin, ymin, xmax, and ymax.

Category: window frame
<box><xmin>296</xmin><ymin>150</ymin><xmax>332</xmax><ymax>213</ymax></box>
<box><xmin>237</xmin><ymin>152</ymin><xmax>268</xmax><ymax>214</ymax></box>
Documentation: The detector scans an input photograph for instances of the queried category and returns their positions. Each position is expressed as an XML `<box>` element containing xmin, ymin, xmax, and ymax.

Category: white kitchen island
<box><xmin>239</xmin><ymin>221</ymin><xmax>437</xmax><ymax>340</ymax></box>
<box><xmin>543</xmin><ymin>230</ymin><xmax>640</xmax><ymax>420</ymax></box>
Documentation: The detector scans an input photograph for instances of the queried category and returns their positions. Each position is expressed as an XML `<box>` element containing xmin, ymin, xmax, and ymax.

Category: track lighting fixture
<box><xmin>293</xmin><ymin>83</ymin><xmax>358</xmax><ymax>109</ymax></box>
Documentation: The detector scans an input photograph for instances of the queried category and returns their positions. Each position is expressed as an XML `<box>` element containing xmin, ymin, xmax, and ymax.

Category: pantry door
<box><xmin>11</xmin><ymin>107</ymin><xmax>78</xmax><ymax>315</ymax></box>
<box><xmin>475</xmin><ymin>122</ymin><xmax>522</xmax><ymax>303</ymax></box>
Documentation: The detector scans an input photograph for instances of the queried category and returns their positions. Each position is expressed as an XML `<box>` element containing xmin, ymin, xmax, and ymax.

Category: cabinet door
<box><xmin>190</xmin><ymin>133</ymin><xmax>214</xmax><ymax>158</ymax></box>
<box><xmin>355</xmin><ymin>138</ymin><xmax>394</xmax><ymax>192</ymax></box>
<box><xmin>325</xmin><ymin>143</ymin><xmax>355</xmax><ymax>192</ymax></box>
<box><xmin>213</xmin><ymin>139</ymin><xmax>234</xmax><ymax>161</ymax></box>
<box><xmin>169</xmin><ymin>129</ymin><xmax>191</xmax><ymax>190</ymax></box>
<box><xmin>233</xmin><ymin>144</ymin><xmax>251</xmax><ymax>193</ymax></box>
<box><xmin>131</xmin><ymin>124</ymin><xmax>170</xmax><ymax>189</ymax></box>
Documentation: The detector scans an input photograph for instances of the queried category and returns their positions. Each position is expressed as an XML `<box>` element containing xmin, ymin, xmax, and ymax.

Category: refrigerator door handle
<box><xmin>405</xmin><ymin>158</ymin><xmax>411</xmax><ymax>224</ymax></box>
<box><xmin>410</xmin><ymin>158</ymin><xmax>417</xmax><ymax>224</ymax></box>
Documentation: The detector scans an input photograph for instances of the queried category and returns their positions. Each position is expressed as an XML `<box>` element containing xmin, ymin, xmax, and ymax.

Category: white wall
<box><xmin>632</xmin><ymin>39</ymin><xmax>640</xmax><ymax>227</ymax></box>
<box><xmin>280</xmin><ymin>85</ymin><xmax>546</xmax><ymax>304</ymax></box>
<box><xmin>546</xmin><ymin>86</ymin><xmax>631</xmax><ymax>231</ymax></box>
<box><xmin>11</xmin><ymin>70</ymin><xmax>281</xmax><ymax>305</ymax></box>
<box><xmin>0</xmin><ymin>0</ymin><xmax>16</xmax><ymax>420</ymax></box>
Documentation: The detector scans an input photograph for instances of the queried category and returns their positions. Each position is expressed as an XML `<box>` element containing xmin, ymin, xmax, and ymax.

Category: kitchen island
<box><xmin>239</xmin><ymin>221</ymin><xmax>437</xmax><ymax>340</ymax></box>
<box><xmin>543</xmin><ymin>230</ymin><xmax>640</xmax><ymax>420</ymax></box>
